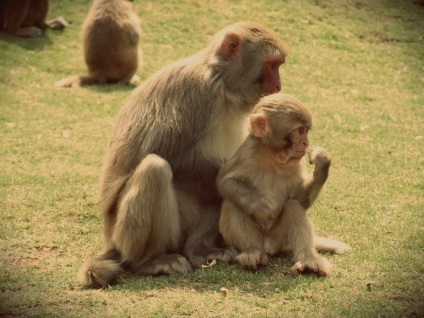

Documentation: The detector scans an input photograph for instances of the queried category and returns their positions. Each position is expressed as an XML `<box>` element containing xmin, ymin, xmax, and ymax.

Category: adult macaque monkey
<box><xmin>218</xmin><ymin>93</ymin><xmax>351</xmax><ymax>276</ymax></box>
<box><xmin>79</xmin><ymin>22</ymin><xmax>288</xmax><ymax>288</ymax></box>
<box><xmin>56</xmin><ymin>0</ymin><xmax>141</xmax><ymax>87</ymax></box>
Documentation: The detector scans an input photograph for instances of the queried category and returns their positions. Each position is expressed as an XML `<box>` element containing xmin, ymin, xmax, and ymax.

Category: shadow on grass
<box><xmin>0</xmin><ymin>31</ymin><xmax>54</xmax><ymax>51</ymax></box>
<box><xmin>84</xmin><ymin>83</ymin><xmax>138</xmax><ymax>94</ymax></box>
<box><xmin>106</xmin><ymin>256</ymin><xmax>329</xmax><ymax>296</ymax></box>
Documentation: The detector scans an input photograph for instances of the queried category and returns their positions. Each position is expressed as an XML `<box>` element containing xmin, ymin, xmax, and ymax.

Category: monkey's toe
<box><xmin>236</xmin><ymin>249</ymin><xmax>266</xmax><ymax>270</ymax></box>
<box><xmin>213</xmin><ymin>247</ymin><xmax>239</xmax><ymax>263</ymax></box>
<box><xmin>289</xmin><ymin>262</ymin><xmax>304</xmax><ymax>276</ymax></box>
<box><xmin>291</xmin><ymin>256</ymin><xmax>332</xmax><ymax>277</ymax></box>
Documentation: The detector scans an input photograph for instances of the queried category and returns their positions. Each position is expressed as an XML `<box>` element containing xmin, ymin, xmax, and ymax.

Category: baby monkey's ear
<box><xmin>250</xmin><ymin>113</ymin><xmax>270</xmax><ymax>138</ymax></box>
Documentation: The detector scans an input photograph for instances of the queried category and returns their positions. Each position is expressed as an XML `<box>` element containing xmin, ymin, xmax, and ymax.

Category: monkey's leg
<box><xmin>25</xmin><ymin>0</ymin><xmax>49</xmax><ymax>29</ymax></box>
<box><xmin>14</xmin><ymin>26</ymin><xmax>42</xmax><ymax>37</ymax></box>
<box><xmin>2</xmin><ymin>0</ymin><xmax>28</xmax><ymax>32</ymax></box>
<box><xmin>11</xmin><ymin>0</ymin><xmax>48</xmax><ymax>37</ymax></box>
<box><xmin>279</xmin><ymin>200</ymin><xmax>332</xmax><ymax>276</ymax></box>
<box><xmin>315</xmin><ymin>236</ymin><xmax>351</xmax><ymax>254</ymax></box>
<box><xmin>218</xmin><ymin>204</ymin><xmax>267</xmax><ymax>270</ymax></box>
<box><xmin>112</xmin><ymin>154</ymin><xmax>192</xmax><ymax>275</ymax></box>
<box><xmin>184</xmin><ymin>204</ymin><xmax>238</xmax><ymax>268</ymax></box>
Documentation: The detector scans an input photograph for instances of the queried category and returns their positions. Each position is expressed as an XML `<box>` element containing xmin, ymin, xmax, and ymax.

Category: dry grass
<box><xmin>1</xmin><ymin>0</ymin><xmax>423</xmax><ymax>317</ymax></box>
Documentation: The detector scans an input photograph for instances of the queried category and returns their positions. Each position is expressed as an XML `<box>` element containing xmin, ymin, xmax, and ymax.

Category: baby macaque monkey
<box><xmin>218</xmin><ymin>93</ymin><xmax>350</xmax><ymax>276</ymax></box>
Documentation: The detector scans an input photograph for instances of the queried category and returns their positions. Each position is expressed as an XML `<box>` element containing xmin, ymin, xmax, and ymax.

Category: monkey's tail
<box><xmin>78</xmin><ymin>248</ymin><xmax>123</xmax><ymax>289</ymax></box>
<box><xmin>55</xmin><ymin>75</ymin><xmax>81</xmax><ymax>88</ymax></box>
<box><xmin>55</xmin><ymin>75</ymin><xmax>102</xmax><ymax>87</ymax></box>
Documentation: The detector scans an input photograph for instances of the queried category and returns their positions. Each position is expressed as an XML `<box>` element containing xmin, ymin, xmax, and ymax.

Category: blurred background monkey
<box><xmin>218</xmin><ymin>93</ymin><xmax>351</xmax><ymax>275</ymax></box>
<box><xmin>0</xmin><ymin>0</ymin><xmax>67</xmax><ymax>37</ymax></box>
<box><xmin>56</xmin><ymin>0</ymin><xmax>141</xmax><ymax>87</ymax></box>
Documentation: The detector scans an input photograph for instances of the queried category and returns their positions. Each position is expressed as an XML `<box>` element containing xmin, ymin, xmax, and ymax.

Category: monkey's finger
<box><xmin>306</xmin><ymin>147</ymin><xmax>314</xmax><ymax>164</ymax></box>
<box><xmin>306</xmin><ymin>146</ymin><xmax>313</xmax><ymax>156</ymax></box>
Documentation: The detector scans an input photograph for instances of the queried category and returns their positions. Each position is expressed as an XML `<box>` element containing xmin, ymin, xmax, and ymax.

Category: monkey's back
<box><xmin>82</xmin><ymin>0</ymin><xmax>140</xmax><ymax>81</ymax></box>
<box><xmin>99</xmin><ymin>52</ymin><xmax>246</xmax><ymax>216</ymax></box>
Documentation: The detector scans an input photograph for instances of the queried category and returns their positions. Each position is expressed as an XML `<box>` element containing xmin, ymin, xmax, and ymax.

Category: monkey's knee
<box><xmin>284</xmin><ymin>199</ymin><xmax>305</xmax><ymax>212</ymax></box>
<box><xmin>279</xmin><ymin>199</ymin><xmax>309</xmax><ymax>230</ymax></box>
<box><xmin>281</xmin><ymin>199</ymin><xmax>311</xmax><ymax>229</ymax></box>
<box><xmin>113</xmin><ymin>154</ymin><xmax>179</xmax><ymax>263</ymax></box>
<box><xmin>120</xmin><ymin>154</ymin><xmax>174</xmax><ymax>206</ymax></box>
<box><xmin>136</xmin><ymin>154</ymin><xmax>173</xmax><ymax>181</ymax></box>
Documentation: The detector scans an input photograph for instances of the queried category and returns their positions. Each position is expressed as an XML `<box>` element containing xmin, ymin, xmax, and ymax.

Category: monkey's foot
<box><xmin>188</xmin><ymin>247</ymin><xmax>238</xmax><ymax>268</ymax></box>
<box><xmin>15</xmin><ymin>26</ymin><xmax>42</xmax><ymax>37</ymax></box>
<box><xmin>236</xmin><ymin>249</ymin><xmax>268</xmax><ymax>270</ymax></box>
<box><xmin>290</xmin><ymin>256</ymin><xmax>332</xmax><ymax>277</ymax></box>
<box><xmin>129</xmin><ymin>74</ymin><xmax>141</xmax><ymax>85</ymax></box>
<box><xmin>137</xmin><ymin>254</ymin><xmax>193</xmax><ymax>276</ymax></box>
<box><xmin>46</xmin><ymin>16</ymin><xmax>70</xmax><ymax>30</ymax></box>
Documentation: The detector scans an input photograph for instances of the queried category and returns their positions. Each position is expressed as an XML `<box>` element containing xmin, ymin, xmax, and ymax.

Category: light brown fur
<box><xmin>79</xmin><ymin>22</ymin><xmax>289</xmax><ymax>288</ymax></box>
<box><xmin>218</xmin><ymin>93</ymin><xmax>351</xmax><ymax>275</ymax></box>
<box><xmin>56</xmin><ymin>0</ymin><xmax>141</xmax><ymax>87</ymax></box>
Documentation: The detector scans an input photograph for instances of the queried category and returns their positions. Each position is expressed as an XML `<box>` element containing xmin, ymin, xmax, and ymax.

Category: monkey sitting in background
<box><xmin>56</xmin><ymin>0</ymin><xmax>141</xmax><ymax>87</ymax></box>
<box><xmin>218</xmin><ymin>93</ymin><xmax>351</xmax><ymax>276</ymax></box>
<box><xmin>0</xmin><ymin>0</ymin><xmax>49</xmax><ymax>37</ymax></box>
<box><xmin>0</xmin><ymin>0</ymin><xmax>68</xmax><ymax>37</ymax></box>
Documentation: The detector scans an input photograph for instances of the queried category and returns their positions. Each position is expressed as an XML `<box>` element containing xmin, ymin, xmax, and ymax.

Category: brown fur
<box><xmin>79</xmin><ymin>22</ymin><xmax>288</xmax><ymax>288</ymax></box>
<box><xmin>218</xmin><ymin>93</ymin><xmax>351</xmax><ymax>275</ymax></box>
<box><xmin>0</xmin><ymin>0</ymin><xmax>49</xmax><ymax>37</ymax></box>
<box><xmin>56</xmin><ymin>0</ymin><xmax>141</xmax><ymax>87</ymax></box>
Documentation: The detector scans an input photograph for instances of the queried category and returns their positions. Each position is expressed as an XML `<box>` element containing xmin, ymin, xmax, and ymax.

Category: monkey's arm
<box><xmin>126</xmin><ymin>25</ymin><xmax>139</xmax><ymax>45</ymax></box>
<box><xmin>217</xmin><ymin>167</ymin><xmax>276</xmax><ymax>229</ymax></box>
<box><xmin>218</xmin><ymin>175</ymin><xmax>261</xmax><ymax>212</ymax></box>
<box><xmin>294</xmin><ymin>147</ymin><xmax>331</xmax><ymax>209</ymax></box>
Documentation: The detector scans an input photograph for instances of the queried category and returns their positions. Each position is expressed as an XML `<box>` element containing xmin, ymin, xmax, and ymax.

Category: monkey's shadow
<box><xmin>0</xmin><ymin>31</ymin><xmax>54</xmax><ymax>51</ymax></box>
<box><xmin>83</xmin><ymin>83</ymin><xmax>139</xmax><ymax>94</ymax></box>
<box><xmin>109</xmin><ymin>255</ymin><xmax>330</xmax><ymax>295</ymax></box>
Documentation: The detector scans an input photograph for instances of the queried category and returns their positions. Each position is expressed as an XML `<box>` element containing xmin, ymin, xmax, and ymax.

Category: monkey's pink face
<box><xmin>272</xmin><ymin>125</ymin><xmax>310</xmax><ymax>165</ymax></box>
<box><xmin>290</xmin><ymin>126</ymin><xmax>309</xmax><ymax>158</ymax></box>
<box><xmin>260</xmin><ymin>57</ymin><xmax>285</xmax><ymax>95</ymax></box>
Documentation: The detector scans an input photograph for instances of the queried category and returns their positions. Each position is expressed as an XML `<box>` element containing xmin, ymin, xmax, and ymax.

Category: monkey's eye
<box><xmin>298</xmin><ymin>127</ymin><xmax>307</xmax><ymax>135</ymax></box>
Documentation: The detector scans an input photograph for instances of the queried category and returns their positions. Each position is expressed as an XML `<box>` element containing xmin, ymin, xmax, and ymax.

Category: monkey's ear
<box><xmin>250</xmin><ymin>113</ymin><xmax>270</xmax><ymax>138</ymax></box>
<box><xmin>220</xmin><ymin>32</ymin><xmax>241</xmax><ymax>60</ymax></box>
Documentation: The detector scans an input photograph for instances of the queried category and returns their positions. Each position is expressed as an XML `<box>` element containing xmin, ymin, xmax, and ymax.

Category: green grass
<box><xmin>1</xmin><ymin>0</ymin><xmax>423</xmax><ymax>317</ymax></box>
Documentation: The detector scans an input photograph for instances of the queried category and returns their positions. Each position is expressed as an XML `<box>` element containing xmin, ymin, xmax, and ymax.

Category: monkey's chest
<box><xmin>273</xmin><ymin>183</ymin><xmax>297</xmax><ymax>213</ymax></box>
<box><xmin>258</xmin><ymin>174</ymin><xmax>300</xmax><ymax>212</ymax></box>
<box><xmin>200</xmin><ymin>111</ymin><xmax>249</xmax><ymax>162</ymax></box>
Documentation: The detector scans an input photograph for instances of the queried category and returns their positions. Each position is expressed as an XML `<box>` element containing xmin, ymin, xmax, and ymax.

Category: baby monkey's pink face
<box><xmin>272</xmin><ymin>125</ymin><xmax>310</xmax><ymax>165</ymax></box>
<box><xmin>290</xmin><ymin>126</ymin><xmax>310</xmax><ymax>159</ymax></box>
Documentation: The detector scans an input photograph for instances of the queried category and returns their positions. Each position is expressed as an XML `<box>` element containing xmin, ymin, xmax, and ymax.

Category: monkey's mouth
<box><xmin>292</xmin><ymin>150</ymin><xmax>306</xmax><ymax>159</ymax></box>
